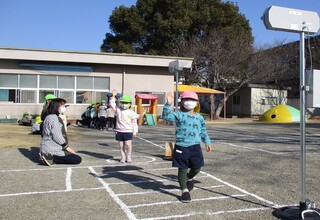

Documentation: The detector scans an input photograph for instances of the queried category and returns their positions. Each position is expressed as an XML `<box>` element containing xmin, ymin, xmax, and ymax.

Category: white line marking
<box><xmin>217</xmin><ymin>141</ymin><xmax>284</xmax><ymax>155</ymax></box>
<box><xmin>135</xmin><ymin>134</ymin><xmax>279</xmax><ymax>214</ymax></box>
<box><xmin>100</xmin><ymin>167</ymin><xmax>176</xmax><ymax>174</ymax></box>
<box><xmin>97</xmin><ymin>174</ymin><xmax>209</xmax><ymax>186</ymax></box>
<box><xmin>101</xmin><ymin>172</ymin><xmax>208</xmax><ymax>186</ymax></box>
<box><xmin>201</xmin><ymin>171</ymin><xmax>277</xmax><ymax>206</ymax></box>
<box><xmin>0</xmin><ymin>187</ymin><xmax>104</xmax><ymax>197</ymax></box>
<box><xmin>106</xmin><ymin>156</ymin><xmax>157</xmax><ymax>163</ymax></box>
<box><xmin>136</xmin><ymin>136</ymin><xmax>164</xmax><ymax>149</ymax></box>
<box><xmin>66</xmin><ymin>167</ymin><xmax>72</xmax><ymax>191</ymax></box>
<box><xmin>0</xmin><ymin>161</ymin><xmax>170</xmax><ymax>173</ymax></box>
<box><xmin>128</xmin><ymin>194</ymin><xmax>247</xmax><ymax>208</ymax></box>
<box><xmin>107</xmin><ymin>178</ymin><xmax>175</xmax><ymax>186</ymax></box>
<box><xmin>1</xmin><ymin>132</ymin><xmax>283</xmax><ymax>220</ymax></box>
<box><xmin>88</xmin><ymin>166</ymin><xmax>137</xmax><ymax>220</ymax></box>
<box><xmin>140</xmin><ymin>204</ymin><xmax>299</xmax><ymax>220</ymax></box>
<box><xmin>115</xmin><ymin>185</ymin><xmax>225</xmax><ymax>196</ymax></box>
<box><xmin>140</xmin><ymin>156</ymin><xmax>157</xmax><ymax>163</ymax></box>
<box><xmin>140</xmin><ymin>207</ymin><xmax>274</xmax><ymax>220</ymax></box>
<box><xmin>105</xmin><ymin>159</ymin><xmax>116</xmax><ymax>163</ymax></box>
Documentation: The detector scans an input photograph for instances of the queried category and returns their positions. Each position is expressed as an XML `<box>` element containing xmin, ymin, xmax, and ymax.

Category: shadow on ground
<box><xmin>18</xmin><ymin>146</ymin><xmax>41</xmax><ymax>164</ymax></box>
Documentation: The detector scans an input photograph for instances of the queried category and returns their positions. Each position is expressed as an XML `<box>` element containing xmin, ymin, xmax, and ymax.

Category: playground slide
<box><xmin>144</xmin><ymin>114</ymin><xmax>155</xmax><ymax>125</ymax></box>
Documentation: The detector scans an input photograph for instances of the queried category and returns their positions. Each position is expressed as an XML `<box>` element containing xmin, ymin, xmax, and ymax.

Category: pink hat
<box><xmin>180</xmin><ymin>91</ymin><xmax>198</xmax><ymax>101</ymax></box>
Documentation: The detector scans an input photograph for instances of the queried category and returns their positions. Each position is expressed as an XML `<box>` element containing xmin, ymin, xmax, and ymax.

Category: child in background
<box><xmin>90</xmin><ymin>102</ymin><xmax>97</xmax><ymax>128</ymax></box>
<box><xmin>31</xmin><ymin>115</ymin><xmax>42</xmax><ymax>134</ymax></box>
<box><xmin>110</xmin><ymin>90</ymin><xmax>139</xmax><ymax>163</ymax></box>
<box><xmin>106</xmin><ymin>105</ymin><xmax>116</xmax><ymax>130</ymax></box>
<box><xmin>162</xmin><ymin>91</ymin><xmax>212</xmax><ymax>203</ymax></box>
<box><xmin>98</xmin><ymin>100</ymin><xmax>108</xmax><ymax>130</ymax></box>
<box><xmin>40</xmin><ymin>94</ymin><xmax>57</xmax><ymax>136</ymax></box>
<box><xmin>18</xmin><ymin>112</ymin><xmax>32</xmax><ymax>126</ymax></box>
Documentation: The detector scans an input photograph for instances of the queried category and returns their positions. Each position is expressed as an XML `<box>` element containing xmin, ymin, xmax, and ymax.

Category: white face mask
<box><xmin>60</xmin><ymin>106</ymin><xmax>67</xmax><ymax>114</ymax></box>
<box><xmin>183</xmin><ymin>100</ymin><xmax>197</xmax><ymax>110</ymax></box>
<box><xmin>120</xmin><ymin>103</ymin><xmax>131</xmax><ymax>110</ymax></box>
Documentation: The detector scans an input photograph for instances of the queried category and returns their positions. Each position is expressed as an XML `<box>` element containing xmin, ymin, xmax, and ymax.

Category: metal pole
<box><xmin>122</xmin><ymin>66</ymin><xmax>126</xmax><ymax>95</ymax></box>
<box><xmin>299</xmin><ymin>31</ymin><xmax>306</xmax><ymax>204</ymax></box>
<box><xmin>175</xmin><ymin>70</ymin><xmax>179</xmax><ymax>111</ymax></box>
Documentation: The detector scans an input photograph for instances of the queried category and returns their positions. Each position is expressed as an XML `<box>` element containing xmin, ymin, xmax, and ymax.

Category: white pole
<box><xmin>299</xmin><ymin>31</ymin><xmax>306</xmax><ymax>204</ymax></box>
<box><xmin>175</xmin><ymin>70</ymin><xmax>179</xmax><ymax>111</ymax></box>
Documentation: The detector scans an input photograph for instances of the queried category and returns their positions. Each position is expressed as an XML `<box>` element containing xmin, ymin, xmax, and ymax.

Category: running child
<box><xmin>162</xmin><ymin>91</ymin><xmax>212</xmax><ymax>203</ymax></box>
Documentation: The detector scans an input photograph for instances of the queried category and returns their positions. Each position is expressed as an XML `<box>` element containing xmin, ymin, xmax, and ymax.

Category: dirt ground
<box><xmin>0</xmin><ymin>123</ymin><xmax>80</xmax><ymax>148</ymax></box>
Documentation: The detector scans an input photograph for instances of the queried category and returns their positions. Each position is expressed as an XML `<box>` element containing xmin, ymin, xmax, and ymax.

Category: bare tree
<box><xmin>171</xmin><ymin>30</ymin><xmax>301</xmax><ymax>119</ymax></box>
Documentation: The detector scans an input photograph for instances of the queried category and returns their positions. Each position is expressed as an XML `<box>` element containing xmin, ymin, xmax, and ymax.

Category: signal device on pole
<box><xmin>263</xmin><ymin>6</ymin><xmax>320</xmax><ymax>33</ymax></box>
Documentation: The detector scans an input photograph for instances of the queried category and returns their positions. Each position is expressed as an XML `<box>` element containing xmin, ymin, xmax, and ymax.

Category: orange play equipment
<box><xmin>135</xmin><ymin>94</ymin><xmax>158</xmax><ymax>125</ymax></box>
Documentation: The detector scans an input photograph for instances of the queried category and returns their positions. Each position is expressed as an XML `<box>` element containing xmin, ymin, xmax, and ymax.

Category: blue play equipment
<box><xmin>144</xmin><ymin>114</ymin><xmax>155</xmax><ymax>126</ymax></box>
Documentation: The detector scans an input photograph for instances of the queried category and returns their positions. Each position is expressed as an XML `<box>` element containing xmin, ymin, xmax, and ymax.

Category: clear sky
<box><xmin>0</xmin><ymin>0</ymin><xmax>319</xmax><ymax>52</ymax></box>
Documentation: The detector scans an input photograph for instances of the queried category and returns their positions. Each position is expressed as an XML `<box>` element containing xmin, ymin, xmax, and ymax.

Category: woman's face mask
<box><xmin>59</xmin><ymin>106</ymin><xmax>67</xmax><ymax>114</ymax></box>
<box><xmin>183</xmin><ymin>100</ymin><xmax>197</xmax><ymax>110</ymax></box>
<box><xmin>120</xmin><ymin>103</ymin><xmax>131</xmax><ymax>110</ymax></box>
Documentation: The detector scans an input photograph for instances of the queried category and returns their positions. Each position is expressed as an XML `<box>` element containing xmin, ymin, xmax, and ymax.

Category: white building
<box><xmin>226</xmin><ymin>84</ymin><xmax>288</xmax><ymax>117</ymax></box>
<box><xmin>0</xmin><ymin>47</ymin><xmax>193</xmax><ymax>120</ymax></box>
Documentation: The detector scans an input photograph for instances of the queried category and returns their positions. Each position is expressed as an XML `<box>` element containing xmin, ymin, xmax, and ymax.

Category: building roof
<box><xmin>135</xmin><ymin>94</ymin><xmax>158</xmax><ymax>100</ymax></box>
<box><xmin>175</xmin><ymin>84</ymin><xmax>225</xmax><ymax>94</ymax></box>
<box><xmin>0</xmin><ymin>47</ymin><xmax>193</xmax><ymax>68</ymax></box>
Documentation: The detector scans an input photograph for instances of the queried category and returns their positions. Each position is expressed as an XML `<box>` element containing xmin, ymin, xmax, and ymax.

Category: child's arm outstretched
<box><xmin>109</xmin><ymin>89</ymin><xmax>118</xmax><ymax>111</ymax></box>
<box><xmin>166</xmin><ymin>91</ymin><xmax>174</xmax><ymax>105</ymax></box>
<box><xmin>161</xmin><ymin>91</ymin><xmax>176</xmax><ymax>122</ymax></box>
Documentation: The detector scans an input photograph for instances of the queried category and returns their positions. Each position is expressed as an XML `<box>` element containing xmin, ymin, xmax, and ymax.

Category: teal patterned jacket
<box><xmin>162</xmin><ymin>103</ymin><xmax>211</xmax><ymax>147</ymax></box>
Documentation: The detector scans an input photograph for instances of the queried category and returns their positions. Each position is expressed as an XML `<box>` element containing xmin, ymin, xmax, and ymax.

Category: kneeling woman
<box><xmin>40</xmin><ymin>98</ymin><xmax>82</xmax><ymax>166</ymax></box>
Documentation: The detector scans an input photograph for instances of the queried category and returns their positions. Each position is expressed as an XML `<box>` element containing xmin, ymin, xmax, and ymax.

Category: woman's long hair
<box><xmin>47</xmin><ymin>98</ymin><xmax>66</xmax><ymax>116</ymax></box>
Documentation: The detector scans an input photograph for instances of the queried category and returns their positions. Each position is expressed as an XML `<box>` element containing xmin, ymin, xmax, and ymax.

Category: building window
<box><xmin>77</xmin><ymin>76</ymin><xmax>93</xmax><ymax>89</ymax></box>
<box><xmin>40</xmin><ymin>75</ymin><xmax>57</xmax><ymax>88</ymax></box>
<box><xmin>94</xmin><ymin>92</ymin><xmax>107</xmax><ymax>103</ymax></box>
<box><xmin>94</xmin><ymin>77</ymin><xmax>110</xmax><ymax>90</ymax></box>
<box><xmin>0</xmin><ymin>89</ymin><xmax>15</xmax><ymax>102</ymax></box>
<box><xmin>0</xmin><ymin>74</ymin><xmax>18</xmax><ymax>87</ymax></box>
<box><xmin>39</xmin><ymin>90</ymin><xmax>56</xmax><ymax>104</ymax></box>
<box><xmin>19</xmin><ymin>90</ymin><xmax>37</xmax><ymax>103</ymax></box>
<box><xmin>59</xmin><ymin>91</ymin><xmax>74</xmax><ymax>104</ymax></box>
<box><xmin>20</xmin><ymin>75</ymin><xmax>37</xmax><ymax>88</ymax></box>
<box><xmin>0</xmin><ymin>89</ymin><xmax>9</xmax><ymax>101</ymax></box>
<box><xmin>0</xmin><ymin>74</ymin><xmax>110</xmax><ymax>104</ymax></box>
<box><xmin>261</xmin><ymin>97</ymin><xmax>277</xmax><ymax>105</ymax></box>
<box><xmin>152</xmin><ymin>92</ymin><xmax>165</xmax><ymax>104</ymax></box>
<box><xmin>58</xmin><ymin>76</ymin><xmax>74</xmax><ymax>89</ymax></box>
<box><xmin>0</xmin><ymin>89</ymin><xmax>18</xmax><ymax>103</ymax></box>
<box><xmin>233</xmin><ymin>96</ymin><xmax>240</xmax><ymax>105</ymax></box>
<box><xmin>76</xmin><ymin>91</ymin><xmax>91</xmax><ymax>104</ymax></box>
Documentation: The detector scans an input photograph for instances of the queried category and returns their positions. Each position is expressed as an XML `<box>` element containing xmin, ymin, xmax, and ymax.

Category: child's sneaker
<box><xmin>126</xmin><ymin>156</ymin><xmax>132</xmax><ymax>163</ymax></box>
<box><xmin>187</xmin><ymin>179</ymin><xmax>194</xmax><ymax>191</ymax></box>
<box><xmin>181</xmin><ymin>191</ymin><xmax>191</xmax><ymax>203</ymax></box>
<box><xmin>40</xmin><ymin>154</ymin><xmax>54</xmax><ymax>166</ymax></box>
<box><xmin>120</xmin><ymin>158</ymin><xmax>126</xmax><ymax>163</ymax></box>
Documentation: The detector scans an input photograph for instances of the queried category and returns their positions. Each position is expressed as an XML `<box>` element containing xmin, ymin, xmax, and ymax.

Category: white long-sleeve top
<box><xmin>109</xmin><ymin>98</ymin><xmax>139</xmax><ymax>133</ymax></box>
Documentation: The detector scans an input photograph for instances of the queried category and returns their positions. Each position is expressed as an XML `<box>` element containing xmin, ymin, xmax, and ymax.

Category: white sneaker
<box><xmin>126</xmin><ymin>157</ymin><xmax>132</xmax><ymax>163</ymax></box>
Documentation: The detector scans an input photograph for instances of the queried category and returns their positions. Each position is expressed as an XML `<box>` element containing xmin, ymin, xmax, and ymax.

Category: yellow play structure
<box><xmin>259</xmin><ymin>104</ymin><xmax>300</xmax><ymax>123</ymax></box>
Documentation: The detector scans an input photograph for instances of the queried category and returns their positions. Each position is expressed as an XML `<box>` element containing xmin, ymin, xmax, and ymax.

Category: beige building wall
<box><xmin>0</xmin><ymin>47</ymin><xmax>192</xmax><ymax>120</ymax></box>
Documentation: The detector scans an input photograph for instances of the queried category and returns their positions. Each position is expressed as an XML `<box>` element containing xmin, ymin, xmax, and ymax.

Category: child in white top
<box><xmin>110</xmin><ymin>90</ymin><xmax>139</xmax><ymax>163</ymax></box>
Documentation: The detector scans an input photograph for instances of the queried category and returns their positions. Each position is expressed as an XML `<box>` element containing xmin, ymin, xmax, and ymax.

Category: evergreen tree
<box><xmin>101</xmin><ymin>0</ymin><xmax>253</xmax><ymax>55</ymax></box>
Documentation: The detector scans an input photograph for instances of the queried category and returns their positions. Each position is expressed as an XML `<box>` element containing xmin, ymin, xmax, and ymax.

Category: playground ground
<box><xmin>1</xmin><ymin>119</ymin><xmax>320</xmax><ymax>220</ymax></box>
